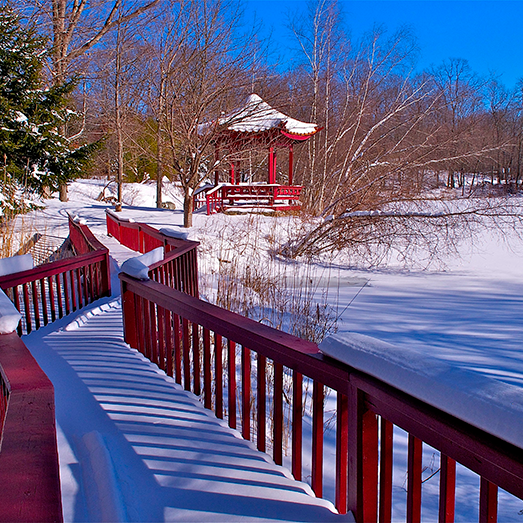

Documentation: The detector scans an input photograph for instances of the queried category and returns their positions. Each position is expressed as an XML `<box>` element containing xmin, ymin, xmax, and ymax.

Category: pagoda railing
<box><xmin>119</xmin><ymin>259</ymin><xmax>523</xmax><ymax>523</ymax></box>
<box><xmin>200</xmin><ymin>184</ymin><xmax>302</xmax><ymax>215</ymax></box>
<box><xmin>0</xmin><ymin>216</ymin><xmax>111</xmax><ymax>336</ymax></box>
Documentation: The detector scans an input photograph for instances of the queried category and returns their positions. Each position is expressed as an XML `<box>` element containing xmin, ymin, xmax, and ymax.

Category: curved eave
<box><xmin>281</xmin><ymin>127</ymin><xmax>323</xmax><ymax>141</ymax></box>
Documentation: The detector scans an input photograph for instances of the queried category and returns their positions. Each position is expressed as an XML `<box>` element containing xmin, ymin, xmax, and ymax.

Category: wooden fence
<box><xmin>120</xmin><ymin>260</ymin><xmax>523</xmax><ymax>523</ymax></box>
<box><xmin>0</xmin><ymin>216</ymin><xmax>111</xmax><ymax>335</ymax></box>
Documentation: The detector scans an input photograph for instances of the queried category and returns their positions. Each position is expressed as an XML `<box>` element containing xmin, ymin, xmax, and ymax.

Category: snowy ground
<box><xmin>13</xmin><ymin>178</ymin><xmax>523</xmax><ymax>521</ymax></box>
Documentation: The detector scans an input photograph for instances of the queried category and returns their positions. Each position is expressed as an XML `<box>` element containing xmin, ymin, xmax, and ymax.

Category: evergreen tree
<box><xmin>0</xmin><ymin>3</ymin><xmax>97</xmax><ymax>213</ymax></box>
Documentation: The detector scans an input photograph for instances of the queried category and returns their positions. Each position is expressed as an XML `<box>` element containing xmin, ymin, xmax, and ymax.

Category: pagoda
<box><xmin>196</xmin><ymin>94</ymin><xmax>321</xmax><ymax>214</ymax></box>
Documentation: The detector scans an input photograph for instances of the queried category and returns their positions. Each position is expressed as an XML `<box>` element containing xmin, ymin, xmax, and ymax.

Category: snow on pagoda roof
<box><xmin>217</xmin><ymin>94</ymin><xmax>320</xmax><ymax>136</ymax></box>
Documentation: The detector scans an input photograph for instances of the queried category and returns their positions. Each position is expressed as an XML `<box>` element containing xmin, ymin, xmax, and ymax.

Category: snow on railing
<box><xmin>0</xmin><ymin>216</ymin><xmax>111</xmax><ymax>335</ymax></box>
<box><xmin>119</xmin><ymin>252</ymin><xmax>523</xmax><ymax>523</ymax></box>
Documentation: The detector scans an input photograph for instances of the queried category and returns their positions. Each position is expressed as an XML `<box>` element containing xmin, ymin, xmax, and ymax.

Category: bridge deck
<box><xmin>23</xmin><ymin>298</ymin><xmax>349</xmax><ymax>522</ymax></box>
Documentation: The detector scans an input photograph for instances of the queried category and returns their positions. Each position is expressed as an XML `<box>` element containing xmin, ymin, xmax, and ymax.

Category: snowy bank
<box><xmin>0</xmin><ymin>289</ymin><xmax>21</xmax><ymax>334</ymax></box>
<box><xmin>320</xmin><ymin>333</ymin><xmax>523</xmax><ymax>450</ymax></box>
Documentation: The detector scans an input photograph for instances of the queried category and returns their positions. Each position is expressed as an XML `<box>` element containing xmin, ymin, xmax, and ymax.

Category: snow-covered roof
<box><xmin>213</xmin><ymin>94</ymin><xmax>320</xmax><ymax>136</ymax></box>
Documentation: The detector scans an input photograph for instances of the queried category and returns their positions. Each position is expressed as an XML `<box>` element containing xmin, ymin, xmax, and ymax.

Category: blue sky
<box><xmin>244</xmin><ymin>1</ymin><xmax>523</xmax><ymax>90</ymax></box>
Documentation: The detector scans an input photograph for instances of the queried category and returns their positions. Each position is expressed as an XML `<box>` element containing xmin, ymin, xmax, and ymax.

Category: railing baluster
<box><xmin>149</xmin><ymin>301</ymin><xmax>158</xmax><ymax>366</ymax></box>
<box><xmin>48</xmin><ymin>276</ymin><xmax>56</xmax><ymax>323</ymax></box>
<box><xmin>336</xmin><ymin>391</ymin><xmax>349</xmax><ymax>515</ymax></box>
<box><xmin>173</xmin><ymin>314</ymin><xmax>182</xmax><ymax>384</ymax></box>
<box><xmin>215</xmin><ymin>333</ymin><xmax>223</xmax><ymax>419</ymax></box>
<box><xmin>182</xmin><ymin>318</ymin><xmax>190</xmax><ymax>391</ymax></box>
<box><xmin>273</xmin><ymin>361</ymin><xmax>283</xmax><ymax>466</ymax></box>
<box><xmin>23</xmin><ymin>283</ymin><xmax>32</xmax><ymax>334</ymax></box>
<box><xmin>31</xmin><ymin>280</ymin><xmax>40</xmax><ymax>331</ymax></box>
<box><xmin>75</xmin><ymin>268</ymin><xmax>82</xmax><ymax>309</ymax></box>
<box><xmin>439</xmin><ymin>454</ymin><xmax>456</xmax><ymax>523</ymax></box>
<box><xmin>193</xmin><ymin>323</ymin><xmax>201</xmax><ymax>396</ymax></box>
<box><xmin>257</xmin><ymin>354</ymin><xmax>266</xmax><ymax>453</ymax></box>
<box><xmin>203</xmin><ymin>328</ymin><xmax>211</xmax><ymax>409</ymax></box>
<box><xmin>56</xmin><ymin>274</ymin><xmax>64</xmax><ymax>318</ymax></box>
<box><xmin>70</xmin><ymin>269</ymin><xmax>77</xmax><ymax>311</ymax></box>
<box><xmin>292</xmin><ymin>370</ymin><xmax>302</xmax><ymax>481</ymax></box>
<box><xmin>165</xmin><ymin>309</ymin><xmax>174</xmax><ymax>377</ymax></box>
<box><xmin>143</xmin><ymin>297</ymin><xmax>152</xmax><ymax>361</ymax></box>
<box><xmin>12</xmin><ymin>286</ymin><xmax>22</xmax><ymax>336</ymax></box>
<box><xmin>39</xmin><ymin>279</ymin><xmax>48</xmax><ymax>326</ymax></box>
<box><xmin>228</xmin><ymin>339</ymin><xmax>237</xmax><ymax>429</ymax></box>
<box><xmin>63</xmin><ymin>271</ymin><xmax>71</xmax><ymax>316</ymax></box>
<box><xmin>157</xmin><ymin>305</ymin><xmax>166</xmax><ymax>372</ymax></box>
<box><xmin>312</xmin><ymin>380</ymin><xmax>324</xmax><ymax>497</ymax></box>
<box><xmin>407</xmin><ymin>434</ymin><xmax>423</xmax><ymax>523</ymax></box>
<box><xmin>241</xmin><ymin>346</ymin><xmax>251</xmax><ymax>441</ymax></box>
<box><xmin>479</xmin><ymin>478</ymin><xmax>498</xmax><ymax>523</ymax></box>
<box><xmin>379</xmin><ymin>418</ymin><xmax>394</xmax><ymax>523</ymax></box>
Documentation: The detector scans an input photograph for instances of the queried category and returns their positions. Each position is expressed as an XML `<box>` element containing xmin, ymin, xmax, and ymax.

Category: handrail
<box><xmin>119</xmin><ymin>271</ymin><xmax>523</xmax><ymax>522</ymax></box>
<box><xmin>0</xmin><ymin>217</ymin><xmax>111</xmax><ymax>335</ymax></box>
<box><xmin>0</xmin><ymin>332</ymin><xmax>62</xmax><ymax>523</ymax></box>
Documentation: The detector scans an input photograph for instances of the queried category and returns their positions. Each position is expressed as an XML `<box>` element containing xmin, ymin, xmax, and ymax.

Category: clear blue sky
<box><xmin>245</xmin><ymin>1</ymin><xmax>523</xmax><ymax>90</ymax></box>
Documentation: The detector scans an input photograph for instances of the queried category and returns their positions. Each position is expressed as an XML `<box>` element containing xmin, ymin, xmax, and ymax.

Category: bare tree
<box><xmin>145</xmin><ymin>0</ymin><xmax>263</xmax><ymax>227</ymax></box>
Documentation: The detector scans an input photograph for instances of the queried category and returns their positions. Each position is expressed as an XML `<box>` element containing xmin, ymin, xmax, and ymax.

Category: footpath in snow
<box><xmin>24</xmin><ymin>297</ymin><xmax>348</xmax><ymax>522</ymax></box>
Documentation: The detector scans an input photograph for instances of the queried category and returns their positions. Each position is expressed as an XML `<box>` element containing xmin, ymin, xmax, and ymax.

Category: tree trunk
<box><xmin>59</xmin><ymin>184</ymin><xmax>68</xmax><ymax>201</ymax></box>
<box><xmin>183</xmin><ymin>193</ymin><xmax>194</xmax><ymax>228</ymax></box>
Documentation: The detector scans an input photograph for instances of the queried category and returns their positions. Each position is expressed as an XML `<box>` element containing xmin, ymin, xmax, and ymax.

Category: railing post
<box><xmin>121</xmin><ymin>281</ymin><xmax>138</xmax><ymax>349</ymax></box>
<box><xmin>348</xmin><ymin>383</ymin><xmax>378</xmax><ymax>523</ymax></box>
<box><xmin>479</xmin><ymin>478</ymin><xmax>498</xmax><ymax>523</ymax></box>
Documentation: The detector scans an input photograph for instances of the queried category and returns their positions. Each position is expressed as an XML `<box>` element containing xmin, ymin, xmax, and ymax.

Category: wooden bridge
<box><xmin>0</xmin><ymin>212</ymin><xmax>522</xmax><ymax>522</ymax></box>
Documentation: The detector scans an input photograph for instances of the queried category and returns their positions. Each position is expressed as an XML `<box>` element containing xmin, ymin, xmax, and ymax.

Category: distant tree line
<box><xmin>7</xmin><ymin>0</ymin><xmax>523</xmax><ymax>234</ymax></box>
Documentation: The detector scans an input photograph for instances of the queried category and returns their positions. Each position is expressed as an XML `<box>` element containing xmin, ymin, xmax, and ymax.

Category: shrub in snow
<box><xmin>0</xmin><ymin>253</ymin><xmax>33</xmax><ymax>277</ymax></box>
<box><xmin>0</xmin><ymin>288</ymin><xmax>21</xmax><ymax>333</ymax></box>
<box><xmin>120</xmin><ymin>247</ymin><xmax>164</xmax><ymax>280</ymax></box>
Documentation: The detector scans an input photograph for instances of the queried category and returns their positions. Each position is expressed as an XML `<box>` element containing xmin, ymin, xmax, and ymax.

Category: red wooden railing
<box><xmin>201</xmin><ymin>184</ymin><xmax>303</xmax><ymax>215</ymax></box>
<box><xmin>119</xmin><ymin>266</ymin><xmax>523</xmax><ymax>523</ymax></box>
<box><xmin>0</xmin><ymin>216</ymin><xmax>111</xmax><ymax>336</ymax></box>
<box><xmin>0</xmin><ymin>332</ymin><xmax>62</xmax><ymax>523</ymax></box>
<box><xmin>106</xmin><ymin>210</ymin><xmax>199</xmax><ymax>297</ymax></box>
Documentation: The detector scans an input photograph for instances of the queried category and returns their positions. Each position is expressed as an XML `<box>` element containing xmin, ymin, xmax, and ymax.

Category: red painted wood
<box><xmin>439</xmin><ymin>455</ymin><xmax>456</xmax><ymax>523</ymax></box>
<box><xmin>165</xmin><ymin>309</ymin><xmax>174</xmax><ymax>377</ymax></box>
<box><xmin>75</xmin><ymin>268</ymin><xmax>82</xmax><ymax>309</ymax></box>
<box><xmin>257</xmin><ymin>354</ymin><xmax>266</xmax><ymax>452</ymax></box>
<box><xmin>228</xmin><ymin>339</ymin><xmax>237</xmax><ymax>429</ymax></box>
<box><xmin>56</xmin><ymin>274</ymin><xmax>64</xmax><ymax>318</ymax></box>
<box><xmin>183</xmin><ymin>318</ymin><xmax>190</xmax><ymax>391</ymax></box>
<box><xmin>70</xmin><ymin>270</ymin><xmax>77</xmax><ymax>312</ymax></box>
<box><xmin>203</xmin><ymin>328</ymin><xmax>211</xmax><ymax>409</ymax></box>
<box><xmin>335</xmin><ymin>392</ymin><xmax>349</xmax><ymax>515</ymax></box>
<box><xmin>379</xmin><ymin>418</ymin><xmax>394</xmax><ymax>523</ymax></box>
<box><xmin>480</xmin><ymin>478</ymin><xmax>498</xmax><ymax>523</ymax></box>
<box><xmin>31</xmin><ymin>280</ymin><xmax>40</xmax><ymax>330</ymax></box>
<box><xmin>362</xmin><ymin>410</ymin><xmax>379</xmax><ymax>523</ymax></box>
<box><xmin>273</xmin><ymin>362</ymin><xmax>283</xmax><ymax>466</ymax></box>
<box><xmin>292</xmin><ymin>370</ymin><xmax>302</xmax><ymax>481</ymax></box>
<box><xmin>174</xmin><ymin>314</ymin><xmax>182</xmax><ymax>385</ymax></box>
<box><xmin>48</xmin><ymin>277</ymin><xmax>56</xmax><ymax>323</ymax></box>
<box><xmin>157</xmin><ymin>306</ymin><xmax>166</xmax><ymax>371</ymax></box>
<box><xmin>23</xmin><ymin>283</ymin><xmax>31</xmax><ymax>333</ymax></box>
<box><xmin>121</xmin><ymin>285</ymin><xmax>138</xmax><ymax>349</ymax></box>
<box><xmin>0</xmin><ymin>333</ymin><xmax>63</xmax><ymax>523</ymax></box>
<box><xmin>312</xmin><ymin>380</ymin><xmax>324</xmax><ymax>497</ymax></box>
<box><xmin>63</xmin><ymin>271</ymin><xmax>70</xmax><ymax>316</ymax></box>
<box><xmin>215</xmin><ymin>333</ymin><xmax>223</xmax><ymax>419</ymax></box>
<box><xmin>40</xmin><ymin>279</ymin><xmax>48</xmax><ymax>326</ymax></box>
<box><xmin>241</xmin><ymin>346</ymin><xmax>251</xmax><ymax>440</ymax></box>
<box><xmin>193</xmin><ymin>323</ymin><xmax>201</xmax><ymax>396</ymax></box>
<box><xmin>407</xmin><ymin>435</ymin><xmax>423</xmax><ymax>523</ymax></box>
<box><xmin>12</xmin><ymin>287</ymin><xmax>22</xmax><ymax>336</ymax></box>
